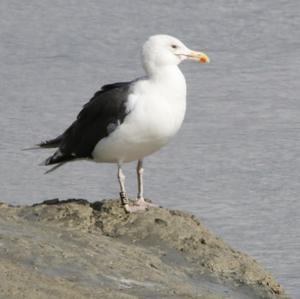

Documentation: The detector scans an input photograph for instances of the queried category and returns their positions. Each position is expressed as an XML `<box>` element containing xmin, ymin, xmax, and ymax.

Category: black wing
<box><xmin>43</xmin><ymin>81</ymin><xmax>132</xmax><ymax>166</ymax></box>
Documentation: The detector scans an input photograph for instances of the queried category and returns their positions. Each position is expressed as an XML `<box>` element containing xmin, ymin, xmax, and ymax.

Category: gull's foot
<box><xmin>124</xmin><ymin>203</ymin><xmax>148</xmax><ymax>213</ymax></box>
<box><xmin>135</xmin><ymin>198</ymin><xmax>159</xmax><ymax>208</ymax></box>
<box><xmin>124</xmin><ymin>198</ymin><xmax>159</xmax><ymax>213</ymax></box>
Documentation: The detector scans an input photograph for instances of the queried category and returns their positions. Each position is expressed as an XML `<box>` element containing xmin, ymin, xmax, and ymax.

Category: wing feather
<box><xmin>42</xmin><ymin>81</ymin><xmax>132</xmax><ymax>167</ymax></box>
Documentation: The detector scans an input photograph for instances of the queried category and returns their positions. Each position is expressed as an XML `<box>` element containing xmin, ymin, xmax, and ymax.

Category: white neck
<box><xmin>145</xmin><ymin>65</ymin><xmax>186</xmax><ymax>97</ymax></box>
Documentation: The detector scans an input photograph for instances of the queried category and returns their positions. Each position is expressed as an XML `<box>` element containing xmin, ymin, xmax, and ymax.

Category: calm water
<box><xmin>0</xmin><ymin>0</ymin><xmax>299</xmax><ymax>297</ymax></box>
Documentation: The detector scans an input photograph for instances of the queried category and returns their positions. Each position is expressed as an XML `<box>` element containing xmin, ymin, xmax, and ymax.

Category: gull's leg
<box><xmin>136</xmin><ymin>159</ymin><xmax>144</xmax><ymax>202</ymax></box>
<box><xmin>118</xmin><ymin>163</ymin><xmax>144</xmax><ymax>213</ymax></box>
<box><xmin>134</xmin><ymin>159</ymin><xmax>158</xmax><ymax>208</ymax></box>
<box><xmin>120</xmin><ymin>160</ymin><xmax>158</xmax><ymax>213</ymax></box>
<box><xmin>117</xmin><ymin>164</ymin><xmax>129</xmax><ymax>206</ymax></box>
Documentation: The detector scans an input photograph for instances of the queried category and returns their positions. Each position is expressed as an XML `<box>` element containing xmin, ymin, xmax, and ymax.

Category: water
<box><xmin>0</xmin><ymin>0</ymin><xmax>299</xmax><ymax>297</ymax></box>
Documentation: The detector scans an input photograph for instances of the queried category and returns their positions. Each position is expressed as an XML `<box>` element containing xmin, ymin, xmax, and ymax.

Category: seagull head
<box><xmin>142</xmin><ymin>34</ymin><xmax>209</xmax><ymax>74</ymax></box>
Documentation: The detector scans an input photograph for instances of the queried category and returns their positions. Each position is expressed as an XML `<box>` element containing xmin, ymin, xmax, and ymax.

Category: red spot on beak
<box><xmin>200</xmin><ymin>56</ymin><xmax>208</xmax><ymax>63</ymax></box>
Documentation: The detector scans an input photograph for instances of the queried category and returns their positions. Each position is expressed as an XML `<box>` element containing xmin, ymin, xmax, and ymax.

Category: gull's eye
<box><xmin>171</xmin><ymin>44</ymin><xmax>178</xmax><ymax>49</ymax></box>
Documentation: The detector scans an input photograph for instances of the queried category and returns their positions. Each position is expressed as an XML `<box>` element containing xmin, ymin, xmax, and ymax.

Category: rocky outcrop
<box><xmin>0</xmin><ymin>199</ymin><xmax>291</xmax><ymax>299</ymax></box>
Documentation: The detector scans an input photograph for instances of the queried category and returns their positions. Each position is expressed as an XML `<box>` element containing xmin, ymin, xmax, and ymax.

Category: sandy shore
<box><xmin>0</xmin><ymin>199</ymin><xmax>291</xmax><ymax>299</ymax></box>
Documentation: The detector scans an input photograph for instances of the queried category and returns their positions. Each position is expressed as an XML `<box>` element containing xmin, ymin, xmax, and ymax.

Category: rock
<box><xmin>0</xmin><ymin>199</ymin><xmax>291</xmax><ymax>299</ymax></box>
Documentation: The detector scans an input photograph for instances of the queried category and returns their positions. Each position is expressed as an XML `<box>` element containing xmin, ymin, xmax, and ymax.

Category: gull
<box><xmin>35</xmin><ymin>34</ymin><xmax>209</xmax><ymax>212</ymax></box>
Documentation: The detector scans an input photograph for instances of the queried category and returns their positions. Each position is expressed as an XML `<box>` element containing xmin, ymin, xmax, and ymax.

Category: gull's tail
<box><xmin>23</xmin><ymin>135</ymin><xmax>63</xmax><ymax>151</ymax></box>
<box><xmin>40</xmin><ymin>148</ymin><xmax>76</xmax><ymax>174</ymax></box>
<box><xmin>23</xmin><ymin>134</ymin><xmax>75</xmax><ymax>173</ymax></box>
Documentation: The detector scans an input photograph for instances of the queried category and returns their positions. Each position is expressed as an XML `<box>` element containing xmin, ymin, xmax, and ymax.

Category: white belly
<box><xmin>93</xmin><ymin>98</ymin><xmax>185</xmax><ymax>163</ymax></box>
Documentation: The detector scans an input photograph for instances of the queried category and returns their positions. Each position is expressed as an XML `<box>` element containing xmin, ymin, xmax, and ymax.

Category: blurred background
<box><xmin>0</xmin><ymin>0</ymin><xmax>299</xmax><ymax>297</ymax></box>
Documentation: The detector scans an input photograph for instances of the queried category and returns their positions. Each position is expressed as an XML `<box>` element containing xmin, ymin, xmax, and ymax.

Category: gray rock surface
<box><xmin>0</xmin><ymin>199</ymin><xmax>291</xmax><ymax>299</ymax></box>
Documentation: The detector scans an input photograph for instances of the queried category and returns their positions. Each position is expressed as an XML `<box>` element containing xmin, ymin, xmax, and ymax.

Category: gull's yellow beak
<box><xmin>186</xmin><ymin>51</ymin><xmax>210</xmax><ymax>63</ymax></box>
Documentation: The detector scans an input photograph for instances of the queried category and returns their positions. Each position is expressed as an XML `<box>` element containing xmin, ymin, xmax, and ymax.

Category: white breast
<box><xmin>92</xmin><ymin>66</ymin><xmax>187</xmax><ymax>163</ymax></box>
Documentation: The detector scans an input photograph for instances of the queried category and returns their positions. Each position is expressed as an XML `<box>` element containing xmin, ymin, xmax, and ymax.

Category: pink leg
<box><xmin>123</xmin><ymin>160</ymin><xmax>158</xmax><ymax>213</ymax></box>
